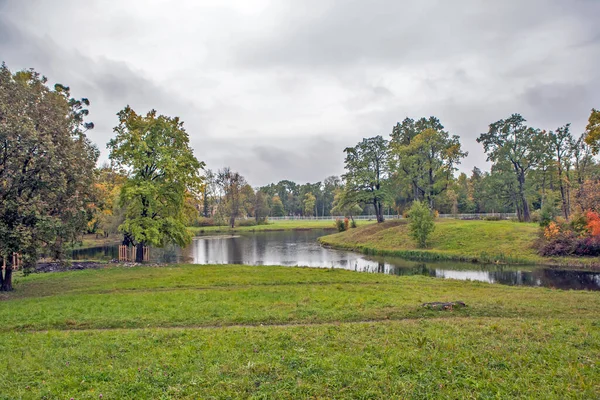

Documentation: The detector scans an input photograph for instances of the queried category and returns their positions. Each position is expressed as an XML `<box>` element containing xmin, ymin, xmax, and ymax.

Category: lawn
<box><xmin>319</xmin><ymin>219</ymin><xmax>600</xmax><ymax>267</ymax></box>
<box><xmin>1</xmin><ymin>264</ymin><xmax>599</xmax><ymax>398</ymax></box>
<box><xmin>189</xmin><ymin>219</ymin><xmax>377</xmax><ymax>234</ymax></box>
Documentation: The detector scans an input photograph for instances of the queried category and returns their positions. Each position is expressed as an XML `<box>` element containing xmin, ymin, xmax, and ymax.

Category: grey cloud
<box><xmin>1</xmin><ymin>0</ymin><xmax>599</xmax><ymax>186</ymax></box>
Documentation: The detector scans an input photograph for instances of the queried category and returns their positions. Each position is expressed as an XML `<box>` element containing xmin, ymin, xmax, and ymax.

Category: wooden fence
<box><xmin>1</xmin><ymin>253</ymin><xmax>21</xmax><ymax>270</ymax></box>
<box><xmin>118</xmin><ymin>246</ymin><xmax>149</xmax><ymax>262</ymax></box>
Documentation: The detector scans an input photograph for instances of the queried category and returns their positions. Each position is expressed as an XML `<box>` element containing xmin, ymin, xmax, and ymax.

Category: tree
<box><xmin>477</xmin><ymin>114</ymin><xmax>546</xmax><ymax>222</ymax></box>
<box><xmin>330</xmin><ymin>188</ymin><xmax>362</xmax><ymax>221</ymax></box>
<box><xmin>303</xmin><ymin>192</ymin><xmax>316</xmax><ymax>217</ymax></box>
<box><xmin>253</xmin><ymin>190</ymin><xmax>270</xmax><ymax>223</ymax></box>
<box><xmin>217</xmin><ymin>168</ymin><xmax>247</xmax><ymax>228</ymax></box>
<box><xmin>271</xmin><ymin>196</ymin><xmax>285</xmax><ymax>217</ymax></box>
<box><xmin>342</xmin><ymin>136</ymin><xmax>390</xmax><ymax>223</ymax></box>
<box><xmin>322</xmin><ymin>176</ymin><xmax>341</xmax><ymax>216</ymax></box>
<box><xmin>201</xmin><ymin>169</ymin><xmax>217</xmax><ymax>218</ymax></box>
<box><xmin>107</xmin><ymin>106</ymin><xmax>204</xmax><ymax>262</ymax></box>
<box><xmin>390</xmin><ymin>120</ymin><xmax>467</xmax><ymax>209</ymax></box>
<box><xmin>547</xmin><ymin>124</ymin><xmax>573</xmax><ymax>219</ymax></box>
<box><xmin>0</xmin><ymin>64</ymin><xmax>98</xmax><ymax>290</ymax></box>
<box><xmin>408</xmin><ymin>201</ymin><xmax>435</xmax><ymax>248</ymax></box>
<box><xmin>91</xmin><ymin>164</ymin><xmax>127</xmax><ymax>237</ymax></box>
<box><xmin>585</xmin><ymin>108</ymin><xmax>600</xmax><ymax>154</ymax></box>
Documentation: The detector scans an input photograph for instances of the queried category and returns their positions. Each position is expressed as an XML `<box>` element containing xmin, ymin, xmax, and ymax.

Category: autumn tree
<box><xmin>107</xmin><ymin>106</ymin><xmax>204</xmax><ymax>262</ymax></box>
<box><xmin>0</xmin><ymin>64</ymin><xmax>98</xmax><ymax>290</ymax></box>
<box><xmin>585</xmin><ymin>108</ymin><xmax>600</xmax><ymax>154</ymax></box>
<box><xmin>477</xmin><ymin>114</ymin><xmax>546</xmax><ymax>222</ymax></box>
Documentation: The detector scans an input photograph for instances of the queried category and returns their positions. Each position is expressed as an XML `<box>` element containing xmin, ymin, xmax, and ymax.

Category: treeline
<box><xmin>92</xmin><ymin>114</ymin><xmax>600</xmax><ymax>232</ymax></box>
<box><xmin>336</xmin><ymin>115</ymin><xmax>600</xmax><ymax>223</ymax></box>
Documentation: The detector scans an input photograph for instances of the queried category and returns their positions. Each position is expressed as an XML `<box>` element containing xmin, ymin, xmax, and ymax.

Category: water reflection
<box><xmin>71</xmin><ymin>230</ymin><xmax>600</xmax><ymax>291</ymax></box>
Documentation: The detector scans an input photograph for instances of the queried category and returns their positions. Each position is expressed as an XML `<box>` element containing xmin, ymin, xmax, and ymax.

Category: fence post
<box><xmin>143</xmin><ymin>246</ymin><xmax>149</xmax><ymax>262</ymax></box>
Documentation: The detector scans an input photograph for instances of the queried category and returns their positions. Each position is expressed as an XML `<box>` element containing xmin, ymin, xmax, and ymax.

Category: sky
<box><xmin>1</xmin><ymin>0</ymin><xmax>599</xmax><ymax>186</ymax></box>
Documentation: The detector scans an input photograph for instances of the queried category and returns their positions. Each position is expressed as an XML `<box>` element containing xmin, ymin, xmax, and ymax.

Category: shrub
<box><xmin>408</xmin><ymin>201</ymin><xmax>435</xmax><ymax>248</ymax></box>
<box><xmin>530</xmin><ymin>210</ymin><xmax>540</xmax><ymax>223</ymax></box>
<box><xmin>335</xmin><ymin>219</ymin><xmax>346</xmax><ymax>232</ymax></box>
<box><xmin>538</xmin><ymin>230</ymin><xmax>578</xmax><ymax>256</ymax></box>
<box><xmin>191</xmin><ymin>217</ymin><xmax>215</xmax><ymax>227</ymax></box>
<box><xmin>586</xmin><ymin>211</ymin><xmax>600</xmax><ymax>236</ymax></box>
<box><xmin>539</xmin><ymin>201</ymin><xmax>559</xmax><ymax>227</ymax></box>
<box><xmin>575</xmin><ymin>236</ymin><xmax>600</xmax><ymax>256</ymax></box>
<box><xmin>350</xmin><ymin>219</ymin><xmax>357</xmax><ymax>229</ymax></box>
<box><xmin>344</xmin><ymin>218</ymin><xmax>350</xmax><ymax>231</ymax></box>
<box><xmin>236</xmin><ymin>219</ymin><xmax>257</xmax><ymax>227</ymax></box>
<box><xmin>569</xmin><ymin>212</ymin><xmax>588</xmax><ymax>235</ymax></box>
<box><xmin>483</xmin><ymin>215</ymin><xmax>502</xmax><ymax>221</ymax></box>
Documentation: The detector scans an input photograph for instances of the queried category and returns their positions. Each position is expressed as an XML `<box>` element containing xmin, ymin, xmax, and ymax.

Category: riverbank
<box><xmin>189</xmin><ymin>219</ymin><xmax>376</xmax><ymax>234</ymax></box>
<box><xmin>1</xmin><ymin>264</ymin><xmax>598</xmax><ymax>398</ymax></box>
<box><xmin>318</xmin><ymin>219</ymin><xmax>600</xmax><ymax>268</ymax></box>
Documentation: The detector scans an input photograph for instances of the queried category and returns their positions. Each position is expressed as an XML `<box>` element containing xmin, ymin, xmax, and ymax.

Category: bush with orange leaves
<box><xmin>543</xmin><ymin>221</ymin><xmax>561</xmax><ymax>240</ymax></box>
<box><xmin>538</xmin><ymin>211</ymin><xmax>600</xmax><ymax>257</ymax></box>
<box><xmin>585</xmin><ymin>211</ymin><xmax>600</xmax><ymax>237</ymax></box>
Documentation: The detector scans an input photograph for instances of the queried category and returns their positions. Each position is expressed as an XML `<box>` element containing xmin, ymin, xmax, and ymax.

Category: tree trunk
<box><xmin>557</xmin><ymin>167</ymin><xmax>569</xmax><ymax>220</ymax></box>
<box><xmin>1</xmin><ymin>266</ymin><xmax>13</xmax><ymax>291</ymax></box>
<box><xmin>517</xmin><ymin>173</ymin><xmax>531</xmax><ymax>222</ymax></box>
<box><xmin>135</xmin><ymin>243</ymin><xmax>144</xmax><ymax>263</ymax></box>
<box><xmin>374</xmin><ymin>200</ymin><xmax>384</xmax><ymax>223</ymax></box>
<box><xmin>230</xmin><ymin>214</ymin><xmax>235</xmax><ymax>228</ymax></box>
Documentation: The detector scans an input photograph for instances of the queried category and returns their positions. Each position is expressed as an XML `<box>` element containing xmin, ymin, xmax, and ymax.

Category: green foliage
<box><xmin>107</xmin><ymin>106</ymin><xmax>204</xmax><ymax>250</ymax></box>
<box><xmin>408</xmin><ymin>201</ymin><xmax>435</xmax><ymax>248</ymax></box>
<box><xmin>390</xmin><ymin>117</ymin><xmax>467</xmax><ymax>209</ymax></box>
<box><xmin>477</xmin><ymin>114</ymin><xmax>547</xmax><ymax>222</ymax></box>
<box><xmin>271</xmin><ymin>196</ymin><xmax>285</xmax><ymax>217</ymax></box>
<box><xmin>539</xmin><ymin>199</ymin><xmax>560</xmax><ymax>227</ymax></box>
<box><xmin>303</xmin><ymin>192</ymin><xmax>316</xmax><ymax>216</ymax></box>
<box><xmin>342</xmin><ymin>136</ymin><xmax>391</xmax><ymax>222</ymax></box>
<box><xmin>331</xmin><ymin>188</ymin><xmax>362</xmax><ymax>217</ymax></box>
<box><xmin>335</xmin><ymin>218</ymin><xmax>347</xmax><ymax>232</ymax></box>
<box><xmin>0</xmin><ymin>64</ymin><xmax>98</xmax><ymax>286</ymax></box>
<box><xmin>585</xmin><ymin>108</ymin><xmax>600</xmax><ymax>154</ymax></box>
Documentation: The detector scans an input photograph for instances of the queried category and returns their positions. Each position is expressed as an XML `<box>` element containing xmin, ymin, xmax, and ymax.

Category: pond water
<box><xmin>71</xmin><ymin>229</ymin><xmax>600</xmax><ymax>291</ymax></box>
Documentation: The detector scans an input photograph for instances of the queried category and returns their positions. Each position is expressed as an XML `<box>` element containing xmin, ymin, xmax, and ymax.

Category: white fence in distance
<box><xmin>265</xmin><ymin>213</ymin><xmax>517</xmax><ymax>221</ymax></box>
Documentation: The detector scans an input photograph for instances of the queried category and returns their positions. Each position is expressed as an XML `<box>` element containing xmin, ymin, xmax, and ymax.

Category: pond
<box><xmin>71</xmin><ymin>229</ymin><xmax>600</xmax><ymax>291</ymax></box>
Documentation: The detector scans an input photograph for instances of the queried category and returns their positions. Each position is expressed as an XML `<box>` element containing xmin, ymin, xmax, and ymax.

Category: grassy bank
<box><xmin>1</xmin><ymin>264</ymin><xmax>599</xmax><ymax>398</ymax></box>
<box><xmin>319</xmin><ymin>219</ymin><xmax>600</xmax><ymax>268</ymax></box>
<box><xmin>189</xmin><ymin>219</ymin><xmax>375</xmax><ymax>234</ymax></box>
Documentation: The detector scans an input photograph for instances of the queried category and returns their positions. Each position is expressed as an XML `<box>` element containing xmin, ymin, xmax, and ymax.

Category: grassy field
<box><xmin>189</xmin><ymin>219</ymin><xmax>375</xmax><ymax>234</ymax></box>
<box><xmin>1</xmin><ymin>264</ymin><xmax>599</xmax><ymax>398</ymax></box>
<box><xmin>319</xmin><ymin>219</ymin><xmax>600</xmax><ymax>268</ymax></box>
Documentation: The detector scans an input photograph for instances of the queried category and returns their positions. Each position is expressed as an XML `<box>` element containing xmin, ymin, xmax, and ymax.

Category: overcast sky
<box><xmin>1</xmin><ymin>0</ymin><xmax>599</xmax><ymax>186</ymax></box>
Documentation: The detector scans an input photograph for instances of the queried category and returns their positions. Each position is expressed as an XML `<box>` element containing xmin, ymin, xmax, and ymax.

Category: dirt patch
<box><xmin>34</xmin><ymin>262</ymin><xmax>106</xmax><ymax>273</ymax></box>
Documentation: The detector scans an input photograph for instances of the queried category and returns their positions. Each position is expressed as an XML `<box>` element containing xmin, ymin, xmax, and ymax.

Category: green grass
<box><xmin>1</xmin><ymin>264</ymin><xmax>599</xmax><ymax>398</ymax></box>
<box><xmin>189</xmin><ymin>219</ymin><xmax>375</xmax><ymax>234</ymax></box>
<box><xmin>319</xmin><ymin>219</ymin><xmax>600</xmax><ymax>267</ymax></box>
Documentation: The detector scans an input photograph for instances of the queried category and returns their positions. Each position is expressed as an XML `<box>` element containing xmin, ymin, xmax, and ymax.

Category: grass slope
<box><xmin>1</xmin><ymin>264</ymin><xmax>599</xmax><ymax>398</ymax></box>
<box><xmin>319</xmin><ymin>219</ymin><xmax>600</xmax><ymax>267</ymax></box>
